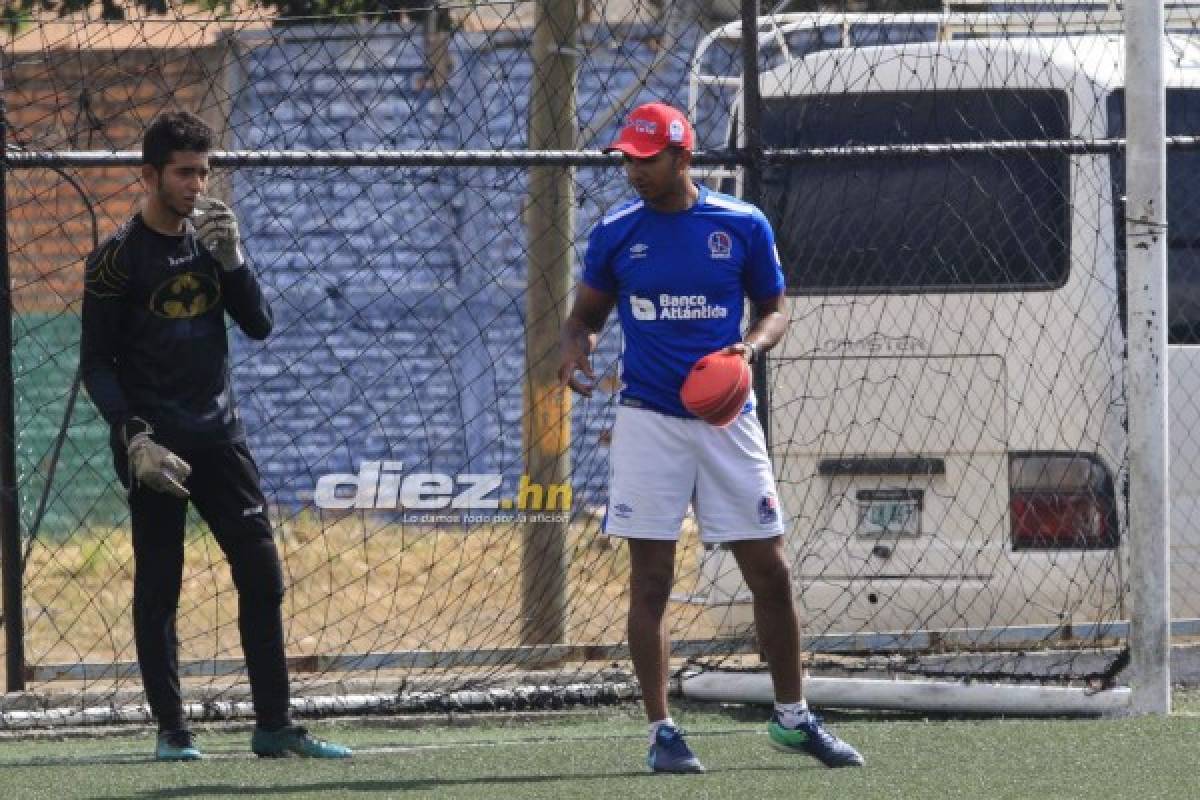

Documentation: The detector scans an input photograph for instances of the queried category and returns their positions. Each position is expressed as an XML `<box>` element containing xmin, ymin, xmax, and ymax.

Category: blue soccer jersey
<box><xmin>582</xmin><ymin>186</ymin><xmax>786</xmax><ymax>418</ymax></box>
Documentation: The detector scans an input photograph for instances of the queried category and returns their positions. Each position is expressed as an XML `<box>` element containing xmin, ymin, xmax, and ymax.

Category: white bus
<box><xmin>689</xmin><ymin>19</ymin><xmax>1200</xmax><ymax>639</ymax></box>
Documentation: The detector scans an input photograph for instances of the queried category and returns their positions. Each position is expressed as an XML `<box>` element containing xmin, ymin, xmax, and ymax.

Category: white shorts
<box><xmin>604</xmin><ymin>399</ymin><xmax>786</xmax><ymax>543</ymax></box>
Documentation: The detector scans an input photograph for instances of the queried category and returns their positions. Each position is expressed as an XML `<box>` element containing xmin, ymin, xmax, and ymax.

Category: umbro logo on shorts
<box><xmin>242</xmin><ymin>504</ymin><xmax>264</xmax><ymax>517</ymax></box>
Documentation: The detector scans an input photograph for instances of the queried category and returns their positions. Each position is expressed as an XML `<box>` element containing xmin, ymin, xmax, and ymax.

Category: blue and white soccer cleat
<box><xmin>767</xmin><ymin>711</ymin><xmax>865</xmax><ymax>767</ymax></box>
<box><xmin>155</xmin><ymin>728</ymin><xmax>202</xmax><ymax>761</ymax></box>
<box><xmin>646</xmin><ymin>723</ymin><xmax>706</xmax><ymax>774</ymax></box>
<box><xmin>250</xmin><ymin>725</ymin><xmax>352</xmax><ymax>759</ymax></box>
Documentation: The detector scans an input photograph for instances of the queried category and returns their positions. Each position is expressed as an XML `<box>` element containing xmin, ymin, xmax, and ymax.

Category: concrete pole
<box><xmin>1124</xmin><ymin>0</ymin><xmax>1171</xmax><ymax>715</ymax></box>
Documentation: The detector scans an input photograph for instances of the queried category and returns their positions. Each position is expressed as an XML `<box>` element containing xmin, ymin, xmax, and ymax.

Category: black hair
<box><xmin>142</xmin><ymin>111</ymin><xmax>213</xmax><ymax>170</ymax></box>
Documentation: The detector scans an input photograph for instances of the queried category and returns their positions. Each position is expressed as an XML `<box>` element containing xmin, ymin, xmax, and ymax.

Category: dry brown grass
<box><xmin>10</xmin><ymin>512</ymin><xmax>720</xmax><ymax>691</ymax></box>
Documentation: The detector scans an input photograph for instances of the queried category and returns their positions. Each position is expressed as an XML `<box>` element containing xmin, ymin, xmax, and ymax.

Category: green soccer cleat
<box><xmin>251</xmin><ymin>725</ymin><xmax>352</xmax><ymax>759</ymax></box>
<box><xmin>155</xmin><ymin>728</ymin><xmax>202</xmax><ymax>761</ymax></box>
<box><xmin>768</xmin><ymin>712</ymin><xmax>865</xmax><ymax>767</ymax></box>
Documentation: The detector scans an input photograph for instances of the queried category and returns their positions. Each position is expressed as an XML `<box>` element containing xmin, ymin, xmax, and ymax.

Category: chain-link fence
<box><xmin>0</xmin><ymin>1</ymin><xmax>1195</xmax><ymax>725</ymax></box>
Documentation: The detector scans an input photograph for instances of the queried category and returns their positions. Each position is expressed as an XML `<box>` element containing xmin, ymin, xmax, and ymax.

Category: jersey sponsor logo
<box><xmin>758</xmin><ymin>492</ymin><xmax>779</xmax><ymax>525</ymax></box>
<box><xmin>629</xmin><ymin>293</ymin><xmax>730</xmax><ymax>321</ymax></box>
<box><xmin>629</xmin><ymin>242</ymin><xmax>649</xmax><ymax>259</ymax></box>
<box><xmin>708</xmin><ymin>230</ymin><xmax>732</xmax><ymax>259</ymax></box>
<box><xmin>150</xmin><ymin>272</ymin><xmax>221</xmax><ymax>319</ymax></box>
<box><xmin>630</xmin><ymin>294</ymin><xmax>657</xmax><ymax>321</ymax></box>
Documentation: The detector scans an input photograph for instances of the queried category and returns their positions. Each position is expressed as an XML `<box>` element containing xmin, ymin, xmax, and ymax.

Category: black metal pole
<box><xmin>741</xmin><ymin>0</ymin><xmax>770</xmax><ymax>442</ymax></box>
<box><xmin>0</xmin><ymin>83</ymin><xmax>26</xmax><ymax>691</ymax></box>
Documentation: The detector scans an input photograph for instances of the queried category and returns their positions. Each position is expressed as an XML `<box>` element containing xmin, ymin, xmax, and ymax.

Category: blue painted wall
<box><xmin>228</xmin><ymin>23</ymin><xmax>708</xmax><ymax>511</ymax></box>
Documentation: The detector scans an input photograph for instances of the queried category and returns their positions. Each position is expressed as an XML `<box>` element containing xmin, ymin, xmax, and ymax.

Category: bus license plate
<box><xmin>856</xmin><ymin>489</ymin><xmax>922</xmax><ymax>537</ymax></box>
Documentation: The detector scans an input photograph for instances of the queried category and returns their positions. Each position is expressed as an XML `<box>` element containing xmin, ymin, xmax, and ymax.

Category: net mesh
<box><xmin>2</xmin><ymin>0</ymin><xmax>1195</xmax><ymax>724</ymax></box>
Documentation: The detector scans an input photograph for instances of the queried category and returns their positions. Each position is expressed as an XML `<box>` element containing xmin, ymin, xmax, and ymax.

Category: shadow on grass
<box><xmin>0</xmin><ymin>752</ymin><xmax>153</xmax><ymax>768</ymax></box>
<box><xmin>111</xmin><ymin>765</ymin><xmax>802</xmax><ymax>799</ymax></box>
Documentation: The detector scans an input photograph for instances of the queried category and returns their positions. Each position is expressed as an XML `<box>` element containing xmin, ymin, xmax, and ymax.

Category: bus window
<box><xmin>761</xmin><ymin>89</ymin><xmax>1071</xmax><ymax>293</ymax></box>
<box><xmin>1109</xmin><ymin>89</ymin><xmax>1200</xmax><ymax>344</ymax></box>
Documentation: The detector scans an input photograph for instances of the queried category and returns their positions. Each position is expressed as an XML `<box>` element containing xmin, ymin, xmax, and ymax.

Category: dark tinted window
<box><xmin>848</xmin><ymin>23</ymin><xmax>939</xmax><ymax>46</ymax></box>
<box><xmin>1108</xmin><ymin>90</ymin><xmax>1200</xmax><ymax>344</ymax></box>
<box><xmin>762</xmin><ymin>90</ymin><xmax>1071</xmax><ymax>292</ymax></box>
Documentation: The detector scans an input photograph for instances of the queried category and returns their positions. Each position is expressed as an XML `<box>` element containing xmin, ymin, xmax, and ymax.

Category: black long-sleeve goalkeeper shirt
<box><xmin>80</xmin><ymin>213</ymin><xmax>273</xmax><ymax>451</ymax></box>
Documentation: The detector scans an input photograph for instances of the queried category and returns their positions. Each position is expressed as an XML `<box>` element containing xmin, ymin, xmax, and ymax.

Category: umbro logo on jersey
<box><xmin>168</xmin><ymin>255</ymin><xmax>194</xmax><ymax>267</ymax></box>
<box><xmin>629</xmin><ymin>243</ymin><xmax>649</xmax><ymax>259</ymax></box>
<box><xmin>708</xmin><ymin>231</ymin><xmax>732</xmax><ymax>259</ymax></box>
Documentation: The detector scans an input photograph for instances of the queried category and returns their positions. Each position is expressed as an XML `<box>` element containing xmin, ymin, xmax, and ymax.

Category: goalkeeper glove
<box><xmin>193</xmin><ymin>196</ymin><xmax>245</xmax><ymax>271</ymax></box>
<box><xmin>122</xmin><ymin>417</ymin><xmax>191</xmax><ymax>499</ymax></box>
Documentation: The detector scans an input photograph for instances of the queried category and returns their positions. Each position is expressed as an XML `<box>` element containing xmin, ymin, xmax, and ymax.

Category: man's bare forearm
<box><xmin>744</xmin><ymin>313</ymin><xmax>786</xmax><ymax>350</ymax></box>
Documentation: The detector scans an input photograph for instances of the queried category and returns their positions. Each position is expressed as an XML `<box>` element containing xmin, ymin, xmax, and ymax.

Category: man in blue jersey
<box><xmin>560</xmin><ymin>103</ymin><xmax>864</xmax><ymax>774</ymax></box>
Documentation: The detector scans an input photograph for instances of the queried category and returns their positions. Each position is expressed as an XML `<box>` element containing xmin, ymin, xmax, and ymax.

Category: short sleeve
<box><xmin>743</xmin><ymin>212</ymin><xmax>786</xmax><ymax>301</ymax></box>
<box><xmin>581</xmin><ymin>220</ymin><xmax>617</xmax><ymax>294</ymax></box>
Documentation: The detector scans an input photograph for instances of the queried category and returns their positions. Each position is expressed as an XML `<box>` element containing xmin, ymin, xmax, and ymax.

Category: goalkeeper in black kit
<box><xmin>80</xmin><ymin>111</ymin><xmax>350</xmax><ymax>761</ymax></box>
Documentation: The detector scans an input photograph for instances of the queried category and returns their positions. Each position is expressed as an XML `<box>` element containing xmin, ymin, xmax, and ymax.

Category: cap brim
<box><xmin>603</xmin><ymin>140</ymin><xmax>669</xmax><ymax>158</ymax></box>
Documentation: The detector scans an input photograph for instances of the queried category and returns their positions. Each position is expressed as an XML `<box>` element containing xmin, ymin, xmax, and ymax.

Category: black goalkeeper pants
<box><xmin>115</xmin><ymin>440</ymin><xmax>290</xmax><ymax>732</ymax></box>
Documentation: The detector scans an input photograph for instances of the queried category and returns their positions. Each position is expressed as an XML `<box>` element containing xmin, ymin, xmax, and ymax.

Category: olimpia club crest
<box><xmin>708</xmin><ymin>231</ymin><xmax>732</xmax><ymax>259</ymax></box>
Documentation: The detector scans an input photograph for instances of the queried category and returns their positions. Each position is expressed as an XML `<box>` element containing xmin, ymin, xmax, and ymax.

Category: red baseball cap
<box><xmin>605</xmin><ymin>102</ymin><xmax>695</xmax><ymax>158</ymax></box>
